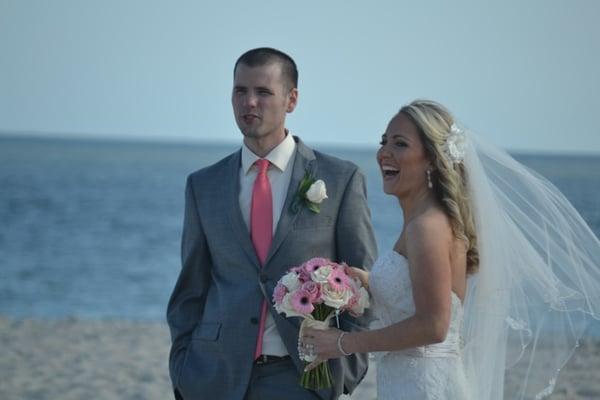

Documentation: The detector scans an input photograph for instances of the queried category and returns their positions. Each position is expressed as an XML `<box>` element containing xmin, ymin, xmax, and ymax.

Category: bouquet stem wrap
<box><xmin>299</xmin><ymin>306</ymin><xmax>334</xmax><ymax>390</ymax></box>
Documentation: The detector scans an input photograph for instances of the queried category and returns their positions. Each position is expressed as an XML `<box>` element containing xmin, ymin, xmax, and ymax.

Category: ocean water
<box><xmin>1</xmin><ymin>136</ymin><xmax>599</xmax><ymax>322</ymax></box>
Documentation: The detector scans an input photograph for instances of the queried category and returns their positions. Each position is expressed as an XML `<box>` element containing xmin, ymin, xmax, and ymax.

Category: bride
<box><xmin>301</xmin><ymin>100</ymin><xmax>600</xmax><ymax>399</ymax></box>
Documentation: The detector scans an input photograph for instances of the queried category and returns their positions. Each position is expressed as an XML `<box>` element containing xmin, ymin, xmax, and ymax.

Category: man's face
<box><xmin>232</xmin><ymin>63</ymin><xmax>297</xmax><ymax>143</ymax></box>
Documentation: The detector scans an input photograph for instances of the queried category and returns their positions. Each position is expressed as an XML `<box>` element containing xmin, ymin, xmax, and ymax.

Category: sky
<box><xmin>1</xmin><ymin>0</ymin><xmax>599</xmax><ymax>153</ymax></box>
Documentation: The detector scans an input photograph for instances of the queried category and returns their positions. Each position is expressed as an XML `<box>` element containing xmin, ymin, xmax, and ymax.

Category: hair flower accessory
<box><xmin>443</xmin><ymin>123</ymin><xmax>467</xmax><ymax>164</ymax></box>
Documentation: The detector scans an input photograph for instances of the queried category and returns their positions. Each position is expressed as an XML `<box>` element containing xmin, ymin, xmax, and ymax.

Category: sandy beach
<box><xmin>1</xmin><ymin>317</ymin><xmax>599</xmax><ymax>400</ymax></box>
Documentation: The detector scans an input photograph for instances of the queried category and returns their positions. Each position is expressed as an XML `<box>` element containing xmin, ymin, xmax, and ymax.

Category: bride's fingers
<box><xmin>304</xmin><ymin>358</ymin><xmax>324</xmax><ymax>372</ymax></box>
<box><xmin>302</xmin><ymin>329</ymin><xmax>317</xmax><ymax>343</ymax></box>
<box><xmin>346</xmin><ymin>266</ymin><xmax>365</xmax><ymax>282</ymax></box>
<box><xmin>303</xmin><ymin>327</ymin><xmax>316</xmax><ymax>337</ymax></box>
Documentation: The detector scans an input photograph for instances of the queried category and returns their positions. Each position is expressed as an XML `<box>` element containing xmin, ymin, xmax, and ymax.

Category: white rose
<box><xmin>350</xmin><ymin>286</ymin><xmax>370</xmax><ymax>315</ymax></box>
<box><xmin>305</xmin><ymin>180</ymin><xmax>328</xmax><ymax>204</ymax></box>
<box><xmin>310</xmin><ymin>265</ymin><xmax>332</xmax><ymax>283</ymax></box>
<box><xmin>281</xmin><ymin>271</ymin><xmax>301</xmax><ymax>291</ymax></box>
<box><xmin>321</xmin><ymin>283</ymin><xmax>354</xmax><ymax>309</ymax></box>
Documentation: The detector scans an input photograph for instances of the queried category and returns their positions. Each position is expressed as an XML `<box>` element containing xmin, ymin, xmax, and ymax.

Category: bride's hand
<box><xmin>345</xmin><ymin>266</ymin><xmax>370</xmax><ymax>290</ymax></box>
<box><xmin>301</xmin><ymin>327</ymin><xmax>346</xmax><ymax>372</ymax></box>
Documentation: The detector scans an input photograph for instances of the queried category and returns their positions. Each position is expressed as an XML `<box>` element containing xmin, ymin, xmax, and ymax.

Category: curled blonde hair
<box><xmin>399</xmin><ymin>100</ymin><xmax>479</xmax><ymax>274</ymax></box>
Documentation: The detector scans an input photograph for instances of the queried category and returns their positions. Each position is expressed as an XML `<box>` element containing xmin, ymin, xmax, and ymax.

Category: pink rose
<box><xmin>291</xmin><ymin>266</ymin><xmax>311</xmax><ymax>283</ymax></box>
<box><xmin>345</xmin><ymin>294</ymin><xmax>358</xmax><ymax>312</ymax></box>
<box><xmin>348</xmin><ymin>286</ymin><xmax>370</xmax><ymax>316</ymax></box>
<box><xmin>272</xmin><ymin>283</ymin><xmax>288</xmax><ymax>305</ymax></box>
<box><xmin>301</xmin><ymin>281</ymin><xmax>321</xmax><ymax>303</ymax></box>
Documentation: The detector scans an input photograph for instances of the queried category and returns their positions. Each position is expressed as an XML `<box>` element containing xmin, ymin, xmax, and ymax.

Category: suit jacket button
<box><xmin>250</xmin><ymin>317</ymin><xmax>258</xmax><ymax>325</ymax></box>
<box><xmin>259</xmin><ymin>274</ymin><xmax>268</xmax><ymax>283</ymax></box>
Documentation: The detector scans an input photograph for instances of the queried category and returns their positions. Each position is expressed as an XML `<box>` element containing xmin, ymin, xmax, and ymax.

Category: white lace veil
<box><xmin>461</xmin><ymin>130</ymin><xmax>600</xmax><ymax>399</ymax></box>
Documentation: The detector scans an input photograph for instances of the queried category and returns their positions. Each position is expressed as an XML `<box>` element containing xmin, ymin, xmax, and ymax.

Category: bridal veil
<box><xmin>461</xmin><ymin>129</ymin><xmax>600</xmax><ymax>399</ymax></box>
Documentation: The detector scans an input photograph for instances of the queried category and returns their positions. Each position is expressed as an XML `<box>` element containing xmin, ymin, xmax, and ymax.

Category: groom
<box><xmin>167</xmin><ymin>47</ymin><xmax>377</xmax><ymax>400</ymax></box>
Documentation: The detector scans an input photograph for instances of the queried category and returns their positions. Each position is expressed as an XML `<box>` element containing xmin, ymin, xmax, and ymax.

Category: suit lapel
<box><xmin>223</xmin><ymin>149</ymin><xmax>261</xmax><ymax>270</ymax></box>
<box><xmin>264</xmin><ymin>137</ymin><xmax>316</xmax><ymax>267</ymax></box>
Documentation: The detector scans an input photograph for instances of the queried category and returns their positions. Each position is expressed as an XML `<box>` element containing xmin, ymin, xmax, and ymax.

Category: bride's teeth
<box><xmin>382</xmin><ymin>165</ymin><xmax>399</xmax><ymax>177</ymax></box>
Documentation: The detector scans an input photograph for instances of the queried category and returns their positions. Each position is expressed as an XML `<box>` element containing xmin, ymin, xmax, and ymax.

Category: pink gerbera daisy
<box><xmin>327</xmin><ymin>268</ymin><xmax>351</xmax><ymax>291</ymax></box>
<box><xmin>291</xmin><ymin>289</ymin><xmax>315</xmax><ymax>315</ymax></box>
<box><xmin>303</xmin><ymin>257</ymin><xmax>330</xmax><ymax>273</ymax></box>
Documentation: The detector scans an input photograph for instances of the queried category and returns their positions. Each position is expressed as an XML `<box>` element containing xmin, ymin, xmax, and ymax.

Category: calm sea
<box><xmin>1</xmin><ymin>136</ymin><xmax>599</xmax><ymax>323</ymax></box>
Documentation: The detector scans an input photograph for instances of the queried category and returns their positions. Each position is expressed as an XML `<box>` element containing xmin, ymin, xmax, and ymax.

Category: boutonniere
<box><xmin>291</xmin><ymin>171</ymin><xmax>328</xmax><ymax>214</ymax></box>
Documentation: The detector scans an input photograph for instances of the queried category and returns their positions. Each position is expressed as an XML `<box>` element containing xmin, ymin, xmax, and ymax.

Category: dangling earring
<box><xmin>426</xmin><ymin>169</ymin><xmax>433</xmax><ymax>189</ymax></box>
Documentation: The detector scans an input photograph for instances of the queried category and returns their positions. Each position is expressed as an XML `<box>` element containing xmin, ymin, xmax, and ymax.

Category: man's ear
<box><xmin>286</xmin><ymin>88</ymin><xmax>298</xmax><ymax>113</ymax></box>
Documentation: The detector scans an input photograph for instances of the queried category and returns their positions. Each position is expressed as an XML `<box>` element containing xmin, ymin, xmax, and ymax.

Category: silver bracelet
<box><xmin>336</xmin><ymin>331</ymin><xmax>352</xmax><ymax>356</ymax></box>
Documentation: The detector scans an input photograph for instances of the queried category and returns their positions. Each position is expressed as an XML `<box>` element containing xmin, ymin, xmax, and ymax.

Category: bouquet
<box><xmin>272</xmin><ymin>257</ymin><xmax>370</xmax><ymax>390</ymax></box>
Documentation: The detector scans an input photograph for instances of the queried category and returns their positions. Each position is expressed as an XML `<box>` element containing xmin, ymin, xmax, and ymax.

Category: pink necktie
<box><xmin>251</xmin><ymin>159</ymin><xmax>272</xmax><ymax>359</ymax></box>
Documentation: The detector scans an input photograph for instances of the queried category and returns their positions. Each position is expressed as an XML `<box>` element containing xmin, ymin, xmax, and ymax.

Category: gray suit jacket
<box><xmin>167</xmin><ymin>137</ymin><xmax>377</xmax><ymax>400</ymax></box>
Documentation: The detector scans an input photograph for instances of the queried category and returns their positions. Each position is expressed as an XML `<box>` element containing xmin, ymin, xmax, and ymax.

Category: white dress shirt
<box><xmin>239</xmin><ymin>132</ymin><xmax>296</xmax><ymax>356</ymax></box>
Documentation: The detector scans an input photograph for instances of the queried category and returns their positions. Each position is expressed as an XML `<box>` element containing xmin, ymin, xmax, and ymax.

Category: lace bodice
<box><xmin>370</xmin><ymin>250</ymin><xmax>464</xmax><ymax>356</ymax></box>
<box><xmin>368</xmin><ymin>250</ymin><xmax>470</xmax><ymax>399</ymax></box>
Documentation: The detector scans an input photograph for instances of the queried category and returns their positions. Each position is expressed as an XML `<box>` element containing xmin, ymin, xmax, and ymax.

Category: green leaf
<box><xmin>299</xmin><ymin>178</ymin><xmax>314</xmax><ymax>195</ymax></box>
<box><xmin>307</xmin><ymin>202</ymin><xmax>321</xmax><ymax>214</ymax></box>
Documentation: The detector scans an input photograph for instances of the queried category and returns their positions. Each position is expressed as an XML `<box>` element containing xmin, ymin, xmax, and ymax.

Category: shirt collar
<box><xmin>241</xmin><ymin>131</ymin><xmax>296</xmax><ymax>174</ymax></box>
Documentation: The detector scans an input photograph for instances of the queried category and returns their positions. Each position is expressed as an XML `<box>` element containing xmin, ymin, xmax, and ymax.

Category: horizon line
<box><xmin>1</xmin><ymin>129</ymin><xmax>599</xmax><ymax>157</ymax></box>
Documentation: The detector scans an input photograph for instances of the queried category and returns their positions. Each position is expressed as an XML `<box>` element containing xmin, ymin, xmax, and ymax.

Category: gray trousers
<box><xmin>244</xmin><ymin>358</ymin><xmax>322</xmax><ymax>400</ymax></box>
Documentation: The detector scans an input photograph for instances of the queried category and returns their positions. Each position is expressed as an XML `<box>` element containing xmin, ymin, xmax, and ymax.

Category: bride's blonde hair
<box><xmin>399</xmin><ymin>100</ymin><xmax>479</xmax><ymax>274</ymax></box>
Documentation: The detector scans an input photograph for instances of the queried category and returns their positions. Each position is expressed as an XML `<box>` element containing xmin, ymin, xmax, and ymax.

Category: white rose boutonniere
<box><xmin>305</xmin><ymin>180</ymin><xmax>328</xmax><ymax>204</ymax></box>
<box><xmin>291</xmin><ymin>171</ymin><xmax>328</xmax><ymax>214</ymax></box>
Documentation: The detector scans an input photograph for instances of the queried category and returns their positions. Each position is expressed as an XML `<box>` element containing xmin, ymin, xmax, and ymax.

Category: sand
<box><xmin>0</xmin><ymin>318</ymin><xmax>172</xmax><ymax>400</ymax></box>
<box><xmin>1</xmin><ymin>317</ymin><xmax>598</xmax><ymax>400</ymax></box>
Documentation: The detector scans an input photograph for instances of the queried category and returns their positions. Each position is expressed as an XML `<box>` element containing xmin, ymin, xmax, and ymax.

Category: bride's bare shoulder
<box><xmin>404</xmin><ymin>208</ymin><xmax>453</xmax><ymax>247</ymax></box>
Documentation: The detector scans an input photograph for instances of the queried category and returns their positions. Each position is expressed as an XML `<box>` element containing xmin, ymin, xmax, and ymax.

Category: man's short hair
<box><xmin>234</xmin><ymin>47</ymin><xmax>298</xmax><ymax>91</ymax></box>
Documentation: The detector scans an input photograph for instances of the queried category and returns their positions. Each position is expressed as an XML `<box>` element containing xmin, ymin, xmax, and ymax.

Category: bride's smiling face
<box><xmin>377</xmin><ymin>113</ymin><xmax>431</xmax><ymax>197</ymax></box>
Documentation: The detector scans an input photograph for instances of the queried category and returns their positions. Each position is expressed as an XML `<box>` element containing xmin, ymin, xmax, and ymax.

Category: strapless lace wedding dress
<box><xmin>369</xmin><ymin>250</ymin><xmax>470</xmax><ymax>400</ymax></box>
